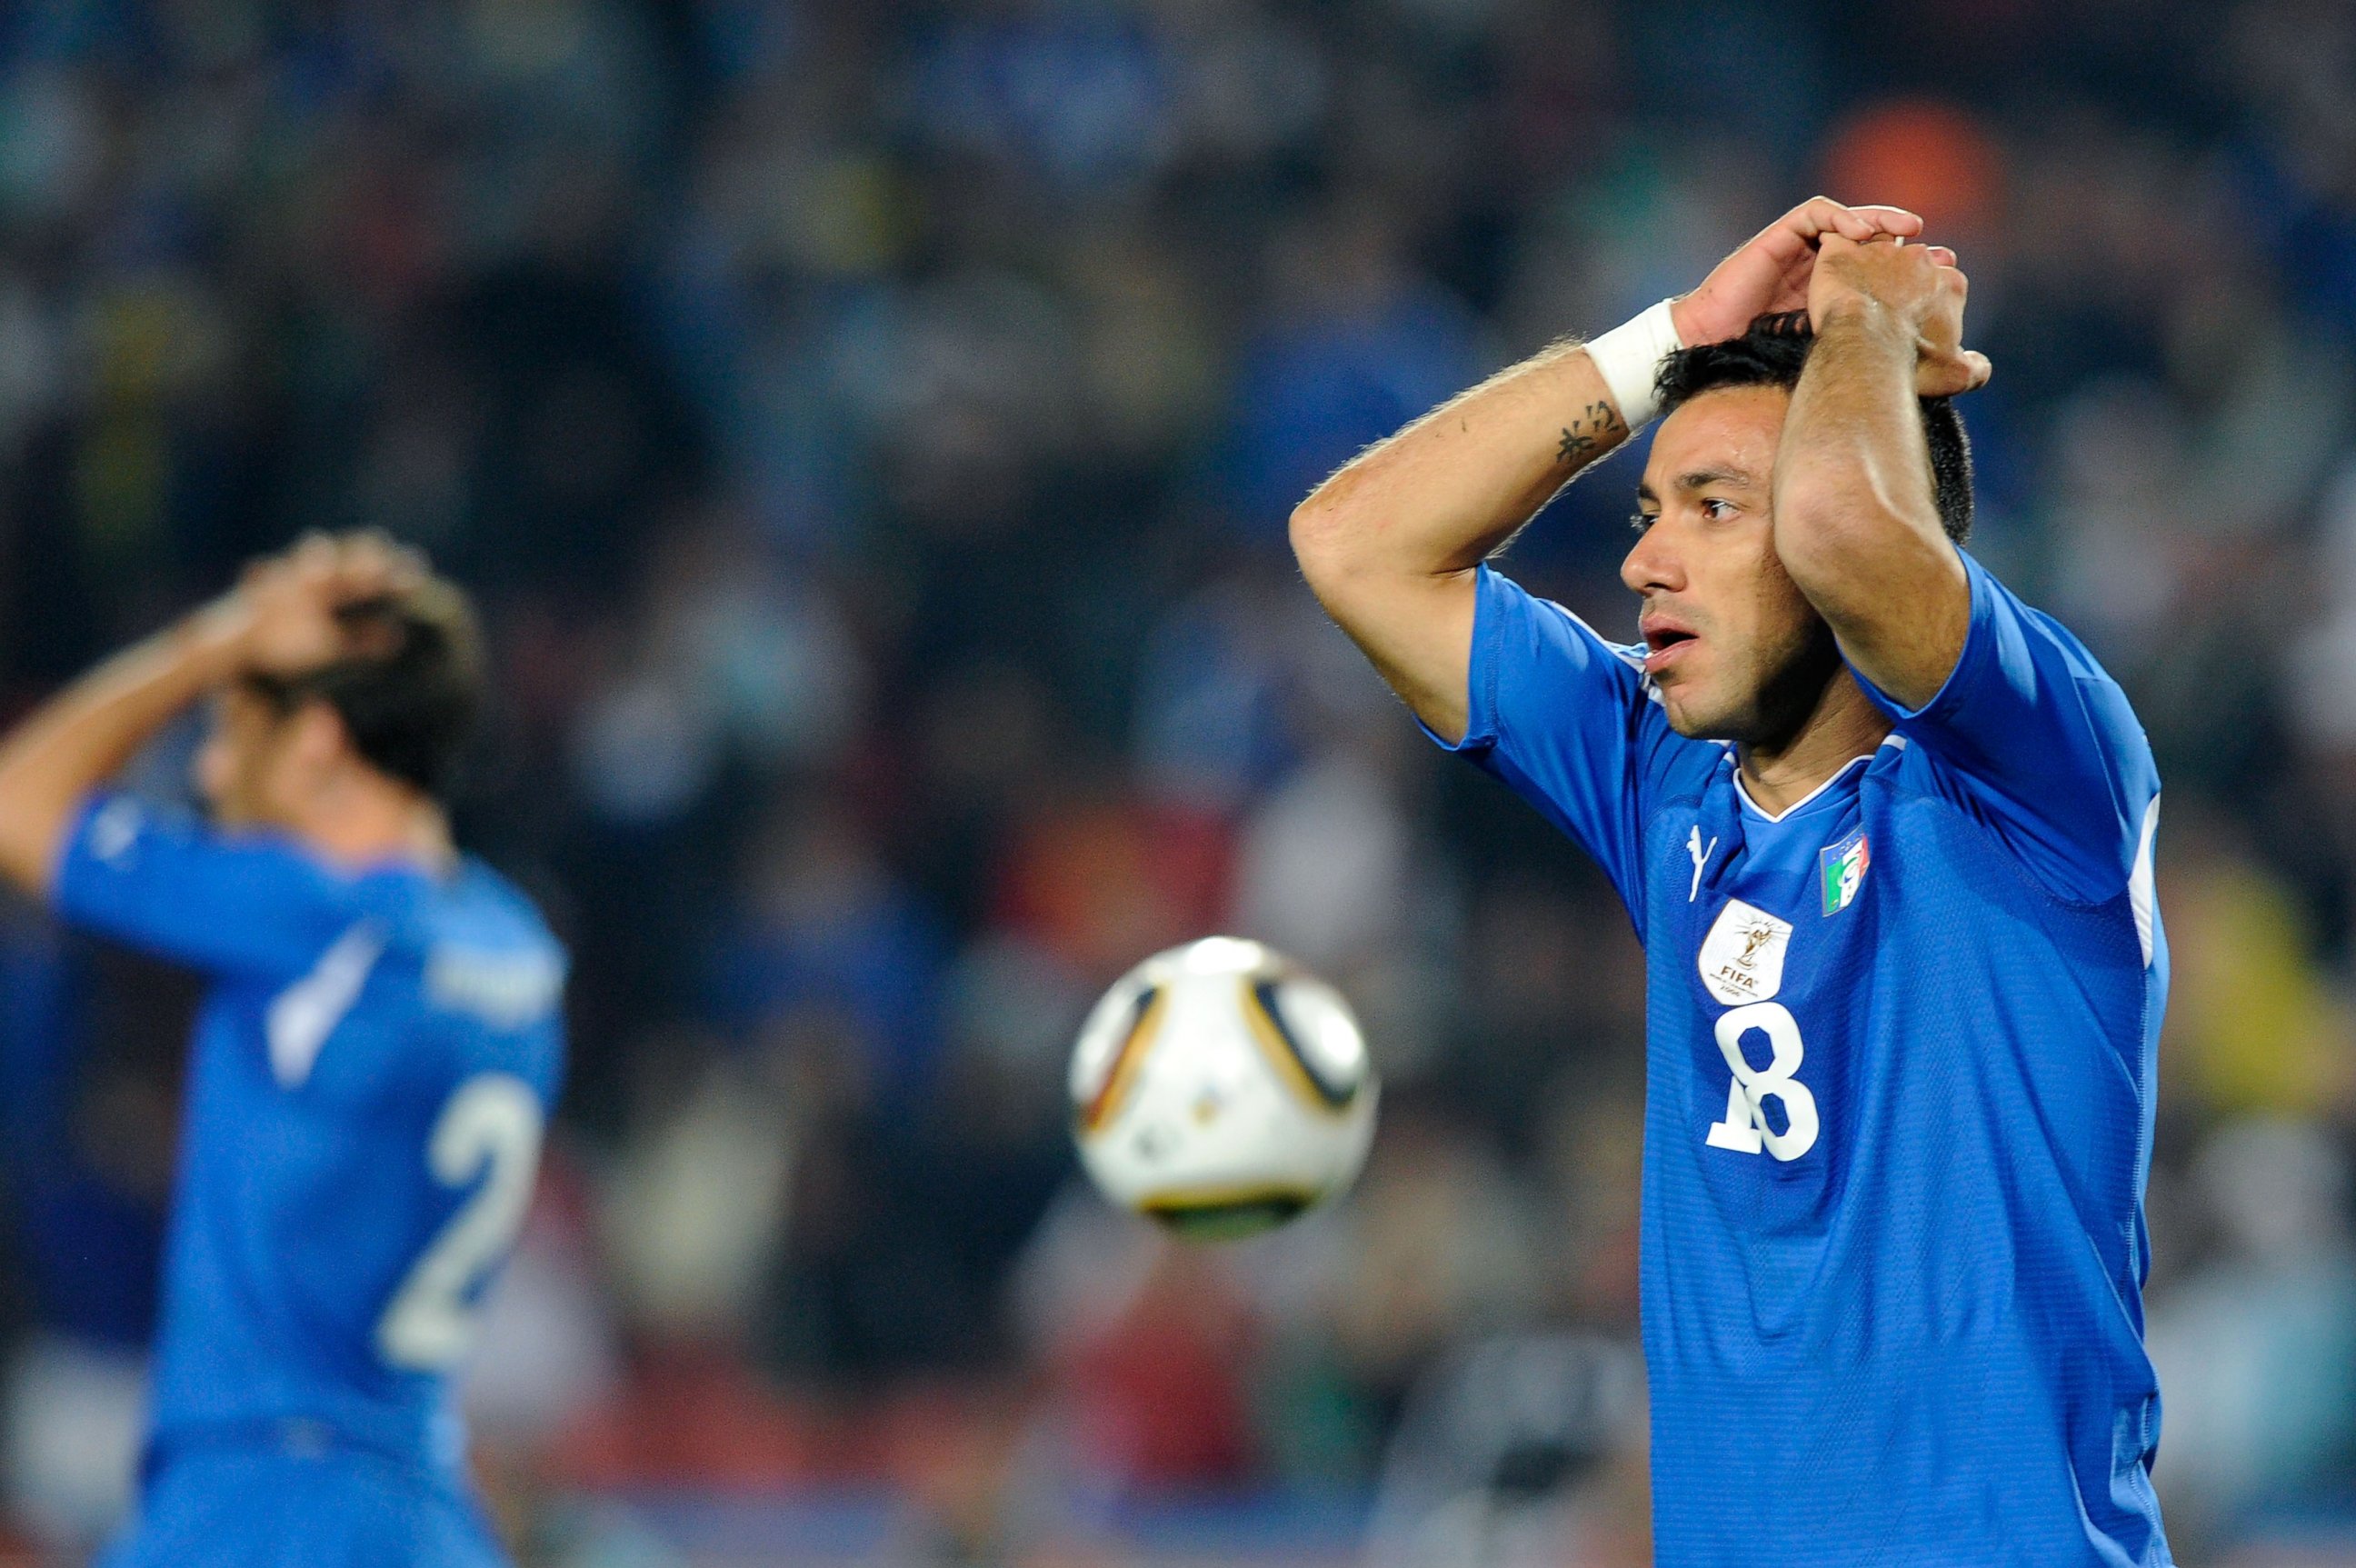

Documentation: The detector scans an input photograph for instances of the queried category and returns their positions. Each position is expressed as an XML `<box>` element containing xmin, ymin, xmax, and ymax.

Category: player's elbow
<box><xmin>1288</xmin><ymin>488</ymin><xmax>1368</xmax><ymax>606</ymax></box>
<box><xmin>0</xmin><ymin>759</ymin><xmax>73</xmax><ymax>902</ymax></box>
<box><xmin>0</xmin><ymin>808</ymin><xmax>64</xmax><ymax>902</ymax></box>
<box><xmin>1771</xmin><ymin>478</ymin><xmax>1867</xmax><ymax>589</ymax></box>
<box><xmin>1772</xmin><ymin>467</ymin><xmax>1922</xmax><ymax>595</ymax></box>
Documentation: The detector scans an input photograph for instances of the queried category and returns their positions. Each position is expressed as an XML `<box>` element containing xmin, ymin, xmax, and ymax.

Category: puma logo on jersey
<box><xmin>1687</xmin><ymin>825</ymin><xmax>1719</xmax><ymax>903</ymax></box>
<box><xmin>1698</xmin><ymin>898</ymin><xmax>1792</xmax><ymax>1004</ymax></box>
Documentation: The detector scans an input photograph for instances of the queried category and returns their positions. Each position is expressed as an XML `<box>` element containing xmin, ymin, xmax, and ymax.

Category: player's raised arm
<box><xmin>1289</xmin><ymin>337</ymin><xmax>1640</xmax><ymax>743</ymax></box>
<box><xmin>1770</xmin><ymin>235</ymin><xmax>1993</xmax><ymax>708</ymax></box>
<box><xmin>0</xmin><ymin>606</ymin><xmax>245</xmax><ymax>896</ymax></box>
<box><xmin>1291</xmin><ymin>198</ymin><xmax>1925</xmax><ymax>744</ymax></box>
<box><xmin>0</xmin><ymin>534</ymin><xmax>420</xmax><ymax>896</ymax></box>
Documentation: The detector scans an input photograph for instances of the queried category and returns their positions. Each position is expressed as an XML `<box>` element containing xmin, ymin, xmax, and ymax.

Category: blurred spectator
<box><xmin>0</xmin><ymin>930</ymin><xmax>185</xmax><ymax>1558</ymax></box>
<box><xmin>714</xmin><ymin>788</ymin><xmax>948</xmax><ymax>1107</ymax></box>
<box><xmin>2159</xmin><ymin>804</ymin><xmax>2353</xmax><ymax>1119</ymax></box>
<box><xmin>1221</xmin><ymin>196</ymin><xmax>1486</xmax><ymax>535</ymax></box>
<box><xmin>1817</xmin><ymin>100</ymin><xmax>2003</xmax><ymax>239</ymax></box>
<box><xmin>1363</xmin><ymin>1332</ymin><xmax>1649</xmax><ymax>1568</ymax></box>
<box><xmin>2147</xmin><ymin>1120</ymin><xmax>2356</xmax><ymax>1552</ymax></box>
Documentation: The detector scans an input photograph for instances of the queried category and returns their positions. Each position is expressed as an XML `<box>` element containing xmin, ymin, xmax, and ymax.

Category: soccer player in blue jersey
<box><xmin>0</xmin><ymin>534</ymin><xmax>565</xmax><ymax>1566</ymax></box>
<box><xmin>1292</xmin><ymin>199</ymin><xmax>2172</xmax><ymax>1564</ymax></box>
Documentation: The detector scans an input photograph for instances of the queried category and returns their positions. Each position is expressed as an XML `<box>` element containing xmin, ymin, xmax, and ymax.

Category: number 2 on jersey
<box><xmin>376</xmin><ymin>1073</ymin><xmax>544</xmax><ymax>1372</ymax></box>
<box><xmin>1704</xmin><ymin>1001</ymin><xmax>1820</xmax><ymax>1162</ymax></box>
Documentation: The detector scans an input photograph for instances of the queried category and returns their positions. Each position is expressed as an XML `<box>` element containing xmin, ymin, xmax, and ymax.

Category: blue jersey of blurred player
<box><xmin>0</xmin><ymin>534</ymin><xmax>565</xmax><ymax>1567</ymax></box>
<box><xmin>1295</xmin><ymin>202</ymin><xmax>2172</xmax><ymax>1564</ymax></box>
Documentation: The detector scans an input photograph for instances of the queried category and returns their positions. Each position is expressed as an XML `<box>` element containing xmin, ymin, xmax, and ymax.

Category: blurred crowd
<box><xmin>0</xmin><ymin>0</ymin><xmax>2353</xmax><ymax>1563</ymax></box>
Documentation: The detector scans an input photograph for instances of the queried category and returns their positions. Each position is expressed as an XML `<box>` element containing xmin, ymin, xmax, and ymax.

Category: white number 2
<box><xmin>1703</xmin><ymin>1001</ymin><xmax>1820</xmax><ymax>1162</ymax></box>
<box><xmin>376</xmin><ymin>1073</ymin><xmax>544</xmax><ymax>1372</ymax></box>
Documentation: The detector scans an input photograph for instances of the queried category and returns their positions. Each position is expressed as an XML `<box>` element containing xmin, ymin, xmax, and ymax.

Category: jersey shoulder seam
<box><xmin>1866</xmin><ymin>767</ymin><xmax>2135</xmax><ymax>915</ymax></box>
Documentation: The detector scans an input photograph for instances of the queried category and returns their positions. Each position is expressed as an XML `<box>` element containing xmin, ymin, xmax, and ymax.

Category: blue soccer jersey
<box><xmin>1432</xmin><ymin>553</ymin><xmax>2171</xmax><ymax>1565</ymax></box>
<box><xmin>51</xmin><ymin>794</ymin><xmax>565</xmax><ymax>1564</ymax></box>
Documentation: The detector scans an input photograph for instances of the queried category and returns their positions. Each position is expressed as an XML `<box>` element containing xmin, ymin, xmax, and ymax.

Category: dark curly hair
<box><xmin>1654</xmin><ymin>311</ymin><xmax>1974</xmax><ymax>544</ymax></box>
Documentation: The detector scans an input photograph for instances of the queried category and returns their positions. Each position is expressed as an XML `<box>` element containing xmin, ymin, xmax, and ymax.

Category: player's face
<box><xmin>195</xmin><ymin>688</ymin><xmax>306</xmax><ymax>829</ymax></box>
<box><xmin>1621</xmin><ymin>385</ymin><xmax>1843</xmax><ymax>744</ymax></box>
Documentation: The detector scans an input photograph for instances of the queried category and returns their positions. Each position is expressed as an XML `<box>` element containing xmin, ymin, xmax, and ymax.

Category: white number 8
<box><xmin>376</xmin><ymin>1073</ymin><xmax>544</xmax><ymax>1372</ymax></box>
<box><xmin>1703</xmin><ymin>1001</ymin><xmax>1820</xmax><ymax>1162</ymax></box>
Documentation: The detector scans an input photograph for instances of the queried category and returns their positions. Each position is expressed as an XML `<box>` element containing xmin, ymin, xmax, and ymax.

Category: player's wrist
<box><xmin>1584</xmin><ymin>298</ymin><xmax>1686</xmax><ymax>431</ymax></box>
<box><xmin>1810</xmin><ymin>294</ymin><xmax>1908</xmax><ymax>342</ymax></box>
<box><xmin>175</xmin><ymin>596</ymin><xmax>258</xmax><ymax>686</ymax></box>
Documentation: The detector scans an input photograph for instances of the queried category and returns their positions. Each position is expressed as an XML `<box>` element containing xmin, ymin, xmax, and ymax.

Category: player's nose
<box><xmin>1622</xmin><ymin>519</ymin><xmax>1686</xmax><ymax>596</ymax></box>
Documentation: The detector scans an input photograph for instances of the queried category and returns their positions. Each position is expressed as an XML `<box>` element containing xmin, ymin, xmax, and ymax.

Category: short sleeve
<box><xmin>1423</xmin><ymin>564</ymin><xmax>1682</xmax><ymax>924</ymax></box>
<box><xmin>53</xmin><ymin>794</ymin><xmax>354</xmax><ymax>979</ymax></box>
<box><xmin>1852</xmin><ymin>552</ymin><xmax>2161</xmax><ymax>906</ymax></box>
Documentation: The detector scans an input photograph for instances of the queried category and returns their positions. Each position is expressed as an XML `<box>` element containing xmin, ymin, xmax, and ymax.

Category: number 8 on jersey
<box><xmin>1696</xmin><ymin>897</ymin><xmax>1819</xmax><ymax>1162</ymax></box>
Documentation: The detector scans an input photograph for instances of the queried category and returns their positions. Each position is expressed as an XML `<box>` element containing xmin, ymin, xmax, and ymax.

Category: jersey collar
<box><xmin>1732</xmin><ymin>750</ymin><xmax>1877</xmax><ymax>824</ymax></box>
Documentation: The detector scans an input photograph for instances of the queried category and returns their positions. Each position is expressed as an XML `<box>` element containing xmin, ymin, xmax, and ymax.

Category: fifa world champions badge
<box><xmin>1697</xmin><ymin>899</ymin><xmax>1792</xmax><ymax>1005</ymax></box>
<box><xmin>1821</xmin><ymin>829</ymin><xmax>1871</xmax><ymax>916</ymax></box>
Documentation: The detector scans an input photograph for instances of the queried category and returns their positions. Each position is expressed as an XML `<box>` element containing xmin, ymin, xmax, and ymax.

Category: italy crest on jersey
<box><xmin>1820</xmin><ymin>828</ymin><xmax>1870</xmax><ymax>916</ymax></box>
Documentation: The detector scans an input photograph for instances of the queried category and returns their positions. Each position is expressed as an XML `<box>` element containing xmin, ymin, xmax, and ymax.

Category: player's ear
<box><xmin>282</xmin><ymin>699</ymin><xmax>353</xmax><ymax>783</ymax></box>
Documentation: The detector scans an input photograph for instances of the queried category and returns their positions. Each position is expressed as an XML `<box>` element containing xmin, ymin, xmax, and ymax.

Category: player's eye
<box><xmin>1630</xmin><ymin>511</ymin><xmax>1658</xmax><ymax>532</ymax></box>
<box><xmin>1701</xmin><ymin>497</ymin><xmax>1737</xmax><ymax>522</ymax></box>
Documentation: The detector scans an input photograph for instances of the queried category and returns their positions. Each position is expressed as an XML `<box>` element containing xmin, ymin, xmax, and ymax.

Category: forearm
<box><xmin>1772</xmin><ymin>303</ymin><xmax>1968</xmax><ymax>705</ymax></box>
<box><xmin>1290</xmin><ymin>340</ymin><xmax>1631</xmax><ymax>586</ymax></box>
<box><xmin>0</xmin><ymin>607</ymin><xmax>245</xmax><ymax>896</ymax></box>
<box><xmin>1285</xmin><ymin>340</ymin><xmax>1635</xmax><ymax>742</ymax></box>
<box><xmin>1772</xmin><ymin>305</ymin><xmax>1949</xmax><ymax>604</ymax></box>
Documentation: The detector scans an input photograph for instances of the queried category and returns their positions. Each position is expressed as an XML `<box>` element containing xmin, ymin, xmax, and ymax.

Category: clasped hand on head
<box><xmin>1673</xmin><ymin>196</ymin><xmax>1993</xmax><ymax>397</ymax></box>
<box><xmin>208</xmin><ymin>531</ymin><xmax>430</xmax><ymax>681</ymax></box>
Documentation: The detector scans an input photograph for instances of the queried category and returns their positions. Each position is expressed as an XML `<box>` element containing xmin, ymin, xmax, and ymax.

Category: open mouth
<box><xmin>1640</xmin><ymin>620</ymin><xmax>1698</xmax><ymax>674</ymax></box>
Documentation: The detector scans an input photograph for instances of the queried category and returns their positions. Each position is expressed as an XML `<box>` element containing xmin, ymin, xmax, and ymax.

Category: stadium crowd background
<box><xmin>0</xmin><ymin>0</ymin><xmax>2352</xmax><ymax>1563</ymax></box>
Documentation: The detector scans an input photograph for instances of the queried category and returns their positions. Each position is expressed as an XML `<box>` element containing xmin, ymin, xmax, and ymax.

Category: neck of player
<box><xmin>1735</xmin><ymin>667</ymin><xmax>1893</xmax><ymax>816</ymax></box>
<box><xmin>297</xmin><ymin>780</ymin><xmax>457</xmax><ymax>878</ymax></box>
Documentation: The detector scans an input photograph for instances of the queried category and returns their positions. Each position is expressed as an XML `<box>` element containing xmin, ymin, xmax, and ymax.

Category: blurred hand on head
<box><xmin>224</xmin><ymin>532</ymin><xmax>429</xmax><ymax>679</ymax></box>
<box><xmin>1807</xmin><ymin>234</ymin><xmax>1993</xmax><ymax>396</ymax></box>
<box><xmin>1672</xmin><ymin>197</ymin><xmax>1925</xmax><ymax>347</ymax></box>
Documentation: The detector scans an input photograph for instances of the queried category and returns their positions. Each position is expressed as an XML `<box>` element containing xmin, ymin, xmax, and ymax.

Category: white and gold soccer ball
<box><xmin>1069</xmin><ymin>936</ymin><xmax>1378</xmax><ymax>1239</ymax></box>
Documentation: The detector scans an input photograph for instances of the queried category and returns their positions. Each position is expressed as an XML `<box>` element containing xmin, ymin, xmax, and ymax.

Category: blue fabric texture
<box><xmin>97</xmin><ymin>1443</ymin><xmax>507</xmax><ymax>1568</ymax></box>
<box><xmin>1434</xmin><ymin>554</ymin><xmax>2171</xmax><ymax>1566</ymax></box>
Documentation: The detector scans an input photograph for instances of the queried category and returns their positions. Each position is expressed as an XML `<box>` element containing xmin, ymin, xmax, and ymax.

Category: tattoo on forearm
<box><xmin>1556</xmin><ymin>400</ymin><xmax>1623</xmax><ymax>466</ymax></box>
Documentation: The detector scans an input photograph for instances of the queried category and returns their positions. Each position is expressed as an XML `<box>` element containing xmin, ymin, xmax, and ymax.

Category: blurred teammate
<box><xmin>1293</xmin><ymin>202</ymin><xmax>2171</xmax><ymax>1563</ymax></box>
<box><xmin>0</xmin><ymin>534</ymin><xmax>565</xmax><ymax>1566</ymax></box>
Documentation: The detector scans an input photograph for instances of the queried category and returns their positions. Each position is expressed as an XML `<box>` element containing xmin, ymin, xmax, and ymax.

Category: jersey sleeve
<box><xmin>52</xmin><ymin>794</ymin><xmax>353</xmax><ymax>980</ymax></box>
<box><xmin>1852</xmin><ymin>551</ymin><xmax>2161</xmax><ymax>906</ymax></box>
<box><xmin>1423</xmin><ymin>564</ymin><xmax>1678</xmax><ymax>924</ymax></box>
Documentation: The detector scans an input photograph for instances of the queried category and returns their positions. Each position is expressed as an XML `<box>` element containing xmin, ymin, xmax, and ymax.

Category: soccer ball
<box><xmin>1069</xmin><ymin>936</ymin><xmax>1379</xmax><ymax>1239</ymax></box>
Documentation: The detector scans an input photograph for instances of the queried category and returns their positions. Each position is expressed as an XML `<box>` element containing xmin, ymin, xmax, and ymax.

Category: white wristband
<box><xmin>1583</xmin><ymin>299</ymin><xmax>1686</xmax><ymax>431</ymax></box>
